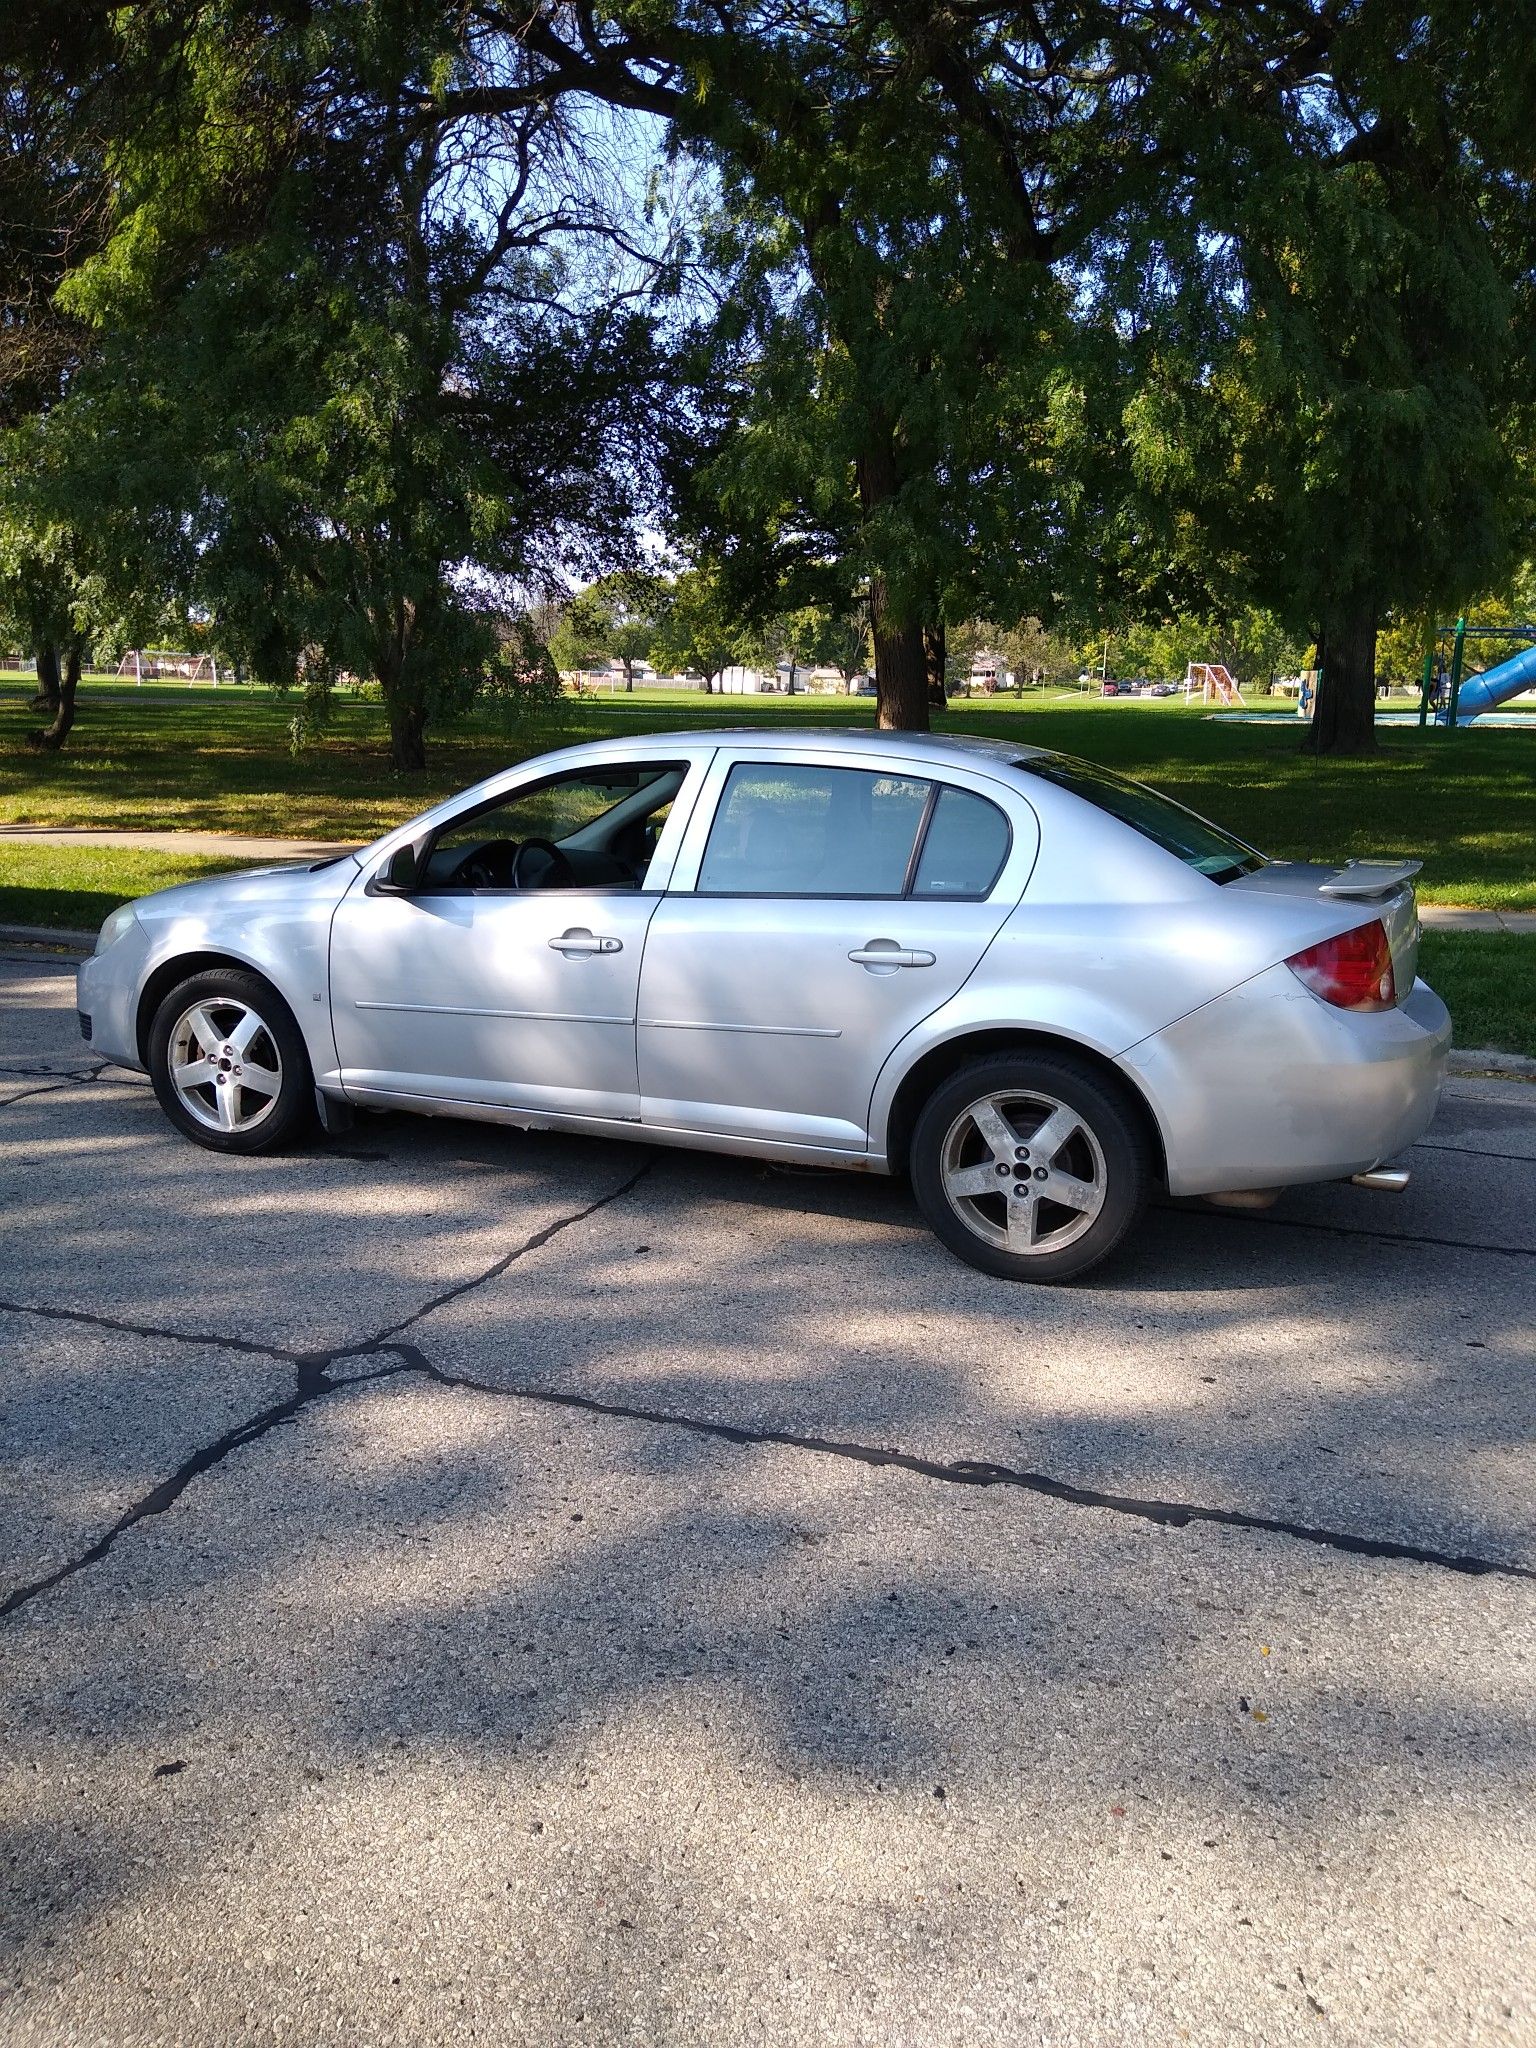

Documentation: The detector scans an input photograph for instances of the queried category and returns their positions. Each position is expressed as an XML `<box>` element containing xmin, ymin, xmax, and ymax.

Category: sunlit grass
<box><xmin>3</xmin><ymin>677</ymin><xmax>1533</xmax><ymax>911</ymax></box>
<box><xmin>0</xmin><ymin>844</ymin><xmax>249</xmax><ymax>930</ymax></box>
<box><xmin>1419</xmin><ymin>933</ymin><xmax>1536</xmax><ymax>1057</ymax></box>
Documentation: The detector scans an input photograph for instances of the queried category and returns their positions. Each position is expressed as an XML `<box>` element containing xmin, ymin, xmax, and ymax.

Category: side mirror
<box><xmin>376</xmin><ymin>838</ymin><xmax>426</xmax><ymax>894</ymax></box>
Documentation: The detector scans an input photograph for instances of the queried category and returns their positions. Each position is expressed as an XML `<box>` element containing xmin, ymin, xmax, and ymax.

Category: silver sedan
<box><xmin>77</xmin><ymin>730</ymin><xmax>1450</xmax><ymax>1281</ymax></box>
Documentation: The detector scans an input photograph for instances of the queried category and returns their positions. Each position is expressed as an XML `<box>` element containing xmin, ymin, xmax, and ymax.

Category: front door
<box><xmin>636</xmin><ymin>755</ymin><xmax>1032</xmax><ymax>1151</ymax></box>
<box><xmin>330</xmin><ymin>757</ymin><xmax>698</xmax><ymax>1120</ymax></box>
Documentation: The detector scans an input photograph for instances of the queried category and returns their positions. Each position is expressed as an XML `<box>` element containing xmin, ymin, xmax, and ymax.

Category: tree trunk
<box><xmin>31</xmin><ymin>642</ymin><xmax>80</xmax><ymax>751</ymax></box>
<box><xmin>1303</xmin><ymin>596</ymin><xmax>1379</xmax><ymax>756</ymax></box>
<box><xmin>786</xmin><ymin>654</ymin><xmax>797</xmax><ymax>695</ymax></box>
<box><xmin>868</xmin><ymin>577</ymin><xmax>930</xmax><ymax>731</ymax></box>
<box><xmin>382</xmin><ymin>669</ymin><xmax>429</xmax><ymax>772</ymax></box>
<box><xmin>857</xmin><ymin>424</ymin><xmax>929</xmax><ymax>733</ymax></box>
<box><xmin>31</xmin><ymin>642</ymin><xmax>61</xmax><ymax>715</ymax></box>
<box><xmin>923</xmin><ymin>623</ymin><xmax>948</xmax><ymax>708</ymax></box>
<box><xmin>623</xmin><ymin>659</ymin><xmax>634</xmax><ymax>693</ymax></box>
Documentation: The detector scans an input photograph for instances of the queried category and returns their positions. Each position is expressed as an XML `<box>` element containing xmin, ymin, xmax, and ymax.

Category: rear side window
<box><xmin>1020</xmin><ymin>755</ymin><xmax>1264</xmax><ymax>883</ymax></box>
<box><xmin>912</xmin><ymin>786</ymin><xmax>1011</xmax><ymax>899</ymax></box>
<box><xmin>697</xmin><ymin>763</ymin><xmax>930</xmax><ymax>896</ymax></box>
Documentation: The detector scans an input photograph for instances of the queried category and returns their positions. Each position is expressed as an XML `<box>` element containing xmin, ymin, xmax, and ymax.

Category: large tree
<box><xmin>0</xmin><ymin>8</ymin><xmax>111</xmax><ymax>749</ymax></box>
<box><xmin>16</xmin><ymin>0</ymin><xmax>1535</xmax><ymax>757</ymax></box>
<box><xmin>1112</xmin><ymin>0</ymin><xmax>1535</xmax><ymax>751</ymax></box>
<box><xmin>30</xmin><ymin>0</ymin><xmax>683</xmax><ymax>768</ymax></box>
<box><xmin>520</xmin><ymin>2</ymin><xmax>1487</xmax><ymax>735</ymax></box>
<box><xmin>550</xmin><ymin>569</ymin><xmax>666</xmax><ymax>690</ymax></box>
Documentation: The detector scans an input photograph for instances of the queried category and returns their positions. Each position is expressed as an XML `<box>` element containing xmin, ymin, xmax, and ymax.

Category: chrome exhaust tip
<box><xmin>1350</xmin><ymin>1167</ymin><xmax>1410</xmax><ymax>1193</ymax></box>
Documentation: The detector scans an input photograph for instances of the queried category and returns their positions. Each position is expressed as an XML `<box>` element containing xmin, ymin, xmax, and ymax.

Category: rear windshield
<box><xmin>1019</xmin><ymin>755</ymin><xmax>1264</xmax><ymax>883</ymax></box>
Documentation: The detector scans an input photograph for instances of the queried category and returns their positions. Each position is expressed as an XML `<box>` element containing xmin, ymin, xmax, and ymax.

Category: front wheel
<box><xmin>148</xmin><ymin>968</ymin><xmax>316</xmax><ymax>1154</ymax></box>
<box><xmin>910</xmin><ymin>1053</ymin><xmax>1151</xmax><ymax>1283</ymax></box>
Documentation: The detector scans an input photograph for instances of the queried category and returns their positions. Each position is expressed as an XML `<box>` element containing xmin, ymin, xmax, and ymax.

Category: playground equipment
<box><xmin>1185</xmin><ymin>662</ymin><xmax>1246</xmax><ymax>707</ymax></box>
<box><xmin>116</xmin><ymin>649</ymin><xmax>220</xmax><ymax>684</ymax></box>
<box><xmin>1419</xmin><ymin>617</ymin><xmax>1536</xmax><ymax>728</ymax></box>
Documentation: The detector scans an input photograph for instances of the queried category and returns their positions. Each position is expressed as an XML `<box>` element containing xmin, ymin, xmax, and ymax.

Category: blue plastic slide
<box><xmin>1444</xmin><ymin>638</ymin><xmax>1536</xmax><ymax>722</ymax></box>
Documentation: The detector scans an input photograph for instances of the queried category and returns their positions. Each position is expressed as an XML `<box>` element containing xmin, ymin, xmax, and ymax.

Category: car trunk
<box><xmin>1227</xmin><ymin>859</ymin><xmax>1421</xmax><ymax>1000</ymax></box>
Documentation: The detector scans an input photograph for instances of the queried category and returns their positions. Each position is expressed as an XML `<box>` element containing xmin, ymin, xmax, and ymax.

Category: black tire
<box><xmin>147</xmin><ymin>967</ymin><xmax>316</xmax><ymax>1155</ymax></box>
<box><xmin>909</xmin><ymin>1052</ymin><xmax>1151</xmax><ymax>1283</ymax></box>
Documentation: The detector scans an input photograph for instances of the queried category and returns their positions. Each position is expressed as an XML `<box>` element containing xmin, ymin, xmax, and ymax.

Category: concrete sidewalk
<box><xmin>0</xmin><ymin>823</ymin><xmax>354</xmax><ymax>860</ymax></box>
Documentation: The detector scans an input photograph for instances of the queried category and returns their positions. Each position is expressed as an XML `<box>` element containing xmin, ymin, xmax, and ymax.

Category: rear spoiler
<box><xmin>1318</xmin><ymin>859</ymin><xmax>1422</xmax><ymax>899</ymax></box>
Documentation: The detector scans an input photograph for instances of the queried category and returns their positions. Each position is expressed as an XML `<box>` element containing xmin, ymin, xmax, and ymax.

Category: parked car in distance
<box><xmin>78</xmin><ymin>731</ymin><xmax>1449</xmax><ymax>1282</ymax></box>
<box><xmin>1148</xmin><ymin>682</ymin><xmax>1180</xmax><ymax>697</ymax></box>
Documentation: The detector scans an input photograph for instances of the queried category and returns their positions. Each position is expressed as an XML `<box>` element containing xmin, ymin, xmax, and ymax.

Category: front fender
<box><xmin>109</xmin><ymin>864</ymin><xmax>356</xmax><ymax>1085</ymax></box>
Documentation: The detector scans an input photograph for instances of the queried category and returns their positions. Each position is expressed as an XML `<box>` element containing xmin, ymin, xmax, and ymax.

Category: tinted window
<box><xmin>697</xmin><ymin>763</ymin><xmax>930</xmax><ymax>897</ymax></box>
<box><xmin>1019</xmin><ymin>755</ymin><xmax>1264</xmax><ymax>882</ymax></box>
<box><xmin>912</xmin><ymin>786</ymin><xmax>1011</xmax><ymax>898</ymax></box>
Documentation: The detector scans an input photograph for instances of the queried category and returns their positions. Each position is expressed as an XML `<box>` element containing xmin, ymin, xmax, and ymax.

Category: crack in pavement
<box><xmin>0</xmin><ymin>1163</ymin><xmax>657</xmax><ymax>1618</ymax></box>
<box><xmin>0</xmin><ymin>1057</ymin><xmax>109</xmax><ymax>1081</ymax></box>
<box><xmin>398</xmin><ymin>1345</ymin><xmax>1536</xmax><ymax>1586</ymax></box>
<box><xmin>1195</xmin><ymin>1207</ymin><xmax>1536</xmax><ymax>1260</ymax></box>
<box><xmin>4</xmin><ymin>1147</ymin><xmax>1534</xmax><ymax>1618</ymax></box>
<box><xmin>0</xmin><ymin>1355</ymin><xmax>409</xmax><ymax>1619</ymax></box>
<box><xmin>0</xmin><ymin>1295</ymin><xmax>301</xmax><ymax>1363</ymax></box>
<box><xmin>0</xmin><ymin>1078</ymin><xmax>80</xmax><ymax>1109</ymax></box>
<box><xmin>336</xmin><ymin>1157</ymin><xmax>658</xmax><ymax>1358</ymax></box>
<box><xmin>1414</xmin><ymin>1141</ymin><xmax>1536</xmax><ymax>1165</ymax></box>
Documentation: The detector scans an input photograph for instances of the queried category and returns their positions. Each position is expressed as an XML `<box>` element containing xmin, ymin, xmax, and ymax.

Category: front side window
<box><xmin>697</xmin><ymin>763</ymin><xmax>931</xmax><ymax>897</ymax></box>
<box><xmin>424</xmin><ymin>762</ymin><xmax>687</xmax><ymax>891</ymax></box>
<box><xmin>1019</xmin><ymin>755</ymin><xmax>1264</xmax><ymax>883</ymax></box>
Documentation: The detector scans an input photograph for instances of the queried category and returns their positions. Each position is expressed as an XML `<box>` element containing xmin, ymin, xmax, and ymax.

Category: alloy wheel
<box><xmin>938</xmin><ymin>1088</ymin><xmax>1108</xmax><ymax>1255</ymax></box>
<box><xmin>168</xmin><ymin>998</ymin><xmax>284</xmax><ymax>1136</ymax></box>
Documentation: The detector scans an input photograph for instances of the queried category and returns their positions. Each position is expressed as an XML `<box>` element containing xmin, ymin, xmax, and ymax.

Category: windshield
<box><xmin>1019</xmin><ymin>755</ymin><xmax>1265</xmax><ymax>883</ymax></box>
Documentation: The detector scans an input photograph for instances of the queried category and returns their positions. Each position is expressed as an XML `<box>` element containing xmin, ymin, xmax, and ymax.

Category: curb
<box><xmin>1448</xmin><ymin>1048</ymin><xmax>1536</xmax><ymax>1082</ymax></box>
<box><xmin>0</xmin><ymin>922</ymin><xmax>92</xmax><ymax>957</ymax></box>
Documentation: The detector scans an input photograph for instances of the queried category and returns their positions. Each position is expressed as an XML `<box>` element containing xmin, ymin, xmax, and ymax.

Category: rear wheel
<box><xmin>910</xmin><ymin>1053</ymin><xmax>1150</xmax><ymax>1283</ymax></box>
<box><xmin>148</xmin><ymin>968</ymin><xmax>315</xmax><ymax>1154</ymax></box>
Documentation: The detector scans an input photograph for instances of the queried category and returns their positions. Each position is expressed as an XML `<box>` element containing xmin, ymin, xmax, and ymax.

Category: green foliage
<box><xmin>1110</xmin><ymin>611</ymin><xmax>1307</xmax><ymax>691</ymax></box>
<box><xmin>550</xmin><ymin>571</ymin><xmax>667</xmax><ymax>686</ymax></box>
<box><xmin>651</xmin><ymin>564</ymin><xmax>767</xmax><ymax>687</ymax></box>
<box><xmin>8</xmin><ymin>0</ymin><xmax>1536</xmax><ymax>761</ymax></box>
<box><xmin>27</xmin><ymin>0</ymin><xmax>675</xmax><ymax>767</ymax></box>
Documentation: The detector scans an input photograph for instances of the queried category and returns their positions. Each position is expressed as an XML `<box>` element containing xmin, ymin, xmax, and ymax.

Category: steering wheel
<box><xmin>510</xmin><ymin>836</ymin><xmax>576</xmax><ymax>890</ymax></box>
<box><xmin>447</xmin><ymin>838</ymin><xmax>520</xmax><ymax>889</ymax></box>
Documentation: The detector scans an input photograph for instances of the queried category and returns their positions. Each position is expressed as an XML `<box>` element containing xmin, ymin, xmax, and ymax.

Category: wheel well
<box><xmin>135</xmin><ymin>952</ymin><xmax>279</xmax><ymax>1064</ymax></box>
<box><xmin>883</xmin><ymin>1029</ymin><xmax>1168</xmax><ymax>1186</ymax></box>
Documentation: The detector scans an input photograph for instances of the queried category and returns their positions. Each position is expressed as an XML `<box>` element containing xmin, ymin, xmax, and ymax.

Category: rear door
<box><xmin>635</xmin><ymin>750</ymin><xmax>1039</xmax><ymax>1152</ymax></box>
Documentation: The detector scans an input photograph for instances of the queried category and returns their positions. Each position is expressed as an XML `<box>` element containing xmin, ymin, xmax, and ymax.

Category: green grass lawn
<box><xmin>4</xmin><ymin>677</ymin><xmax>1532</xmax><ymax>1052</ymax></box>
<box><xmin>0</xmin><ymin>843</ymin><xmax>251</xmax><ymax>932</ymax></box>
<box><xmin>5</xmin><ymin>677</ymin><xmax>1532</xmax><ymax>904</ymax></box>
<box><xmin>1417</xmin><ymin>933</ymin><xmax>1536</xmax><ymax>1058</ymax></box>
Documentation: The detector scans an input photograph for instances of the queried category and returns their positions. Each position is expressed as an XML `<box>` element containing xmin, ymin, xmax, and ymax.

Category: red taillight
<box><xmin>1285</xmin><ymin>921</ymin><xmax>1397</xmax><ymax>1012</ymax></box>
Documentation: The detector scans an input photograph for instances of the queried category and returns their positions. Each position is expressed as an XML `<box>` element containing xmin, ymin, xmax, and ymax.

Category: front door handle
<box><xmin>848</xmin><ymin>941</ymin><xmax>936</xmax><ymax>972</ymax></box>
<box><xmin>549</xmin><ymin>927</ymin><xmax>622</xmax><ymax>956</ymax></box>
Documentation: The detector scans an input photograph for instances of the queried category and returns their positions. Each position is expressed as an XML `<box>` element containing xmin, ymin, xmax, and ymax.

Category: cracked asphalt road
<box><xmin>1</xmin><ymin>952</ymin><xmax>1533</xmax><ymax>2047</ymax></box>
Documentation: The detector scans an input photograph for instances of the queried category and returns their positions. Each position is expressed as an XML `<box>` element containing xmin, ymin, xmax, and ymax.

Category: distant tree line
<box><xmin>2</xmin><ymin>0</ymin><xmax>1533</xmax><ymax>761</ymax></box>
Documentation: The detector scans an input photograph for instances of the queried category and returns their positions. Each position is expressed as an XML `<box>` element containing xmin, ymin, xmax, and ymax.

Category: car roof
<box><xmin>554</xmin><ymin>727</ymin><xmax>1050</xmax><ymax>766</ymax></box>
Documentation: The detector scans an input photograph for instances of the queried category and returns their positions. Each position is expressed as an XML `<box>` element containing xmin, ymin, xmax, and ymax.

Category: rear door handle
<box><xmin>549</xmin><ymin>928</ymin><xmax>622</xmax><ymax>956</ymax></box>
<box><xmin>848</xmin><ymin>943</ymin><xmax>936</xmax><ymax>971</ymax></box>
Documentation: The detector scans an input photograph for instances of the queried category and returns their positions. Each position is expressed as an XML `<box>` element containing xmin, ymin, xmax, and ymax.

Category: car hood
<box><xmin>130</xmin><ymin>854</ymin><xmax>362</xmax><ymax>926</ymax></box>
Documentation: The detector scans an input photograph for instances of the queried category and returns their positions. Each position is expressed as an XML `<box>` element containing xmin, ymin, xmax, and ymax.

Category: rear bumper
<box><xmin>1119</xmin><ymin>967</ymin><xmax>1452</xmax><ymax>1197</ymax></box>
